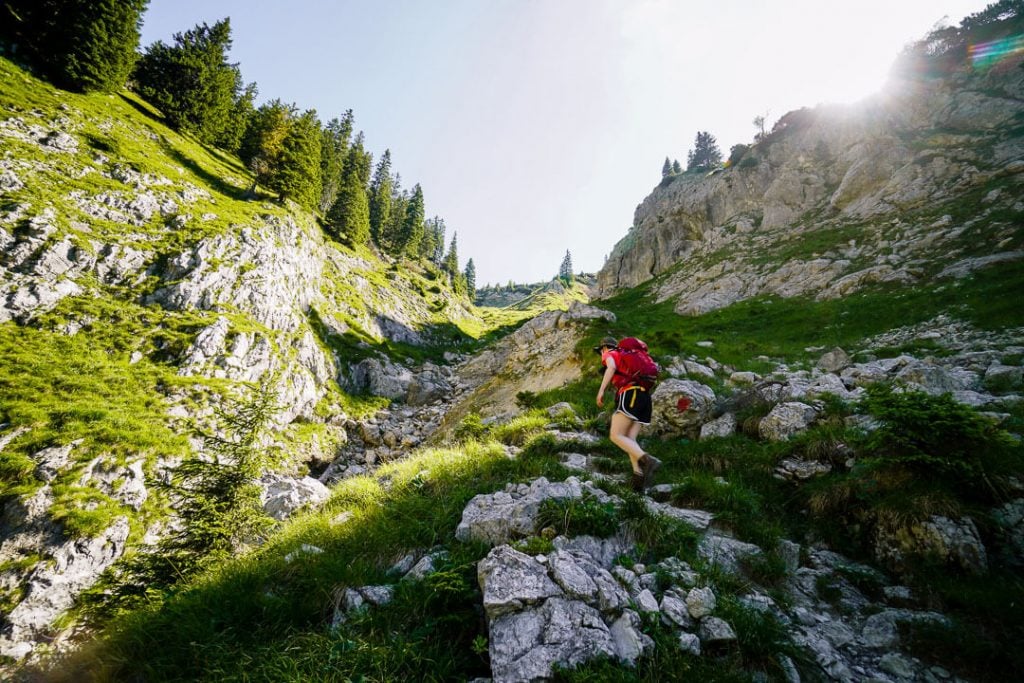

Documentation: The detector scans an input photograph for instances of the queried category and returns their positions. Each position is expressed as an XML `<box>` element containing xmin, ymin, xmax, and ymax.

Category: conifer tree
<box><xmin>239</xmin><ymin>99</ymin><xmax>292</xmax><ymax>196</ymax></box>
<box><xmin>559</xmin><ymin>250</ymin><xmax>574</xmax><ymax>283</ymax></box>
<box><xmin>134</xmin><ymin>19</ymin><xmax>243</xmax><ymax>145</ymax></box>
<box><xmin>672</xmin><ymin>159</ymin><xmax>682</xmax><ymax>174</ymax></box>
<box><xmin>384</xmin><ymin>174</ymin><xmax>407</xmax><ymax>253</ymax></box>
<box><xmin>1</xmin><ymin>0</ymin><xmax>148</xmax><ymax>93</ymax></box>
<box><xmin>318</xmin><ymin>111</ymin><xmax>352</xmax><ymax>213</ymax></box>
<box><xmin>662</xmin><ymin>157</ymin><xmax>672</xmax><ymax>178</ymax></box>
<box><xmin>686</xmin><ymin>131</ymin><xmax>723</xmax><ymax>171</ymax></box>
<box><xmin>431</xmin><ymin>218</ymin><xmax>447</xmax><ymax>266</ymax></box>
<box><xmin>464</xmin><ymin>258</ymin><xmax>476</xmax><ymax>297</ymax></box>
<box><xmin>271</xmin><ymin>109</ymin><xmax>322</xmax><ymax>211</ymax></box>
<box><xmin>217</xmin><ymin>81</ymin><xmax>256</xmax><ymax>154</ymax></box>
<box><xmin>397</xmin><ymin>183</ymin><xmax>425</xmax><ymax>257</ymax></box>
<box><xmin>327</xmin><ymin>142</ymin><xmax>371</xmax><ymax>245</ymax></box>
<box><xmin>61</xmin><ymin>0</ymin><xmax>150</xmax><ymax>92</ymax></box>
<box><xmin>444</xmin><ymin>232</ymin><xmax>459</xmax><ymax>275</ymax></box>
<box><xmin>419</xmin><ymin>216</ymin><xmax>440</xmax><ymax>263</ymax></box>
<box><xmin>369</xmin><ymin>150</ymin><xmax>393</xmax><ymax>247</ymax></box>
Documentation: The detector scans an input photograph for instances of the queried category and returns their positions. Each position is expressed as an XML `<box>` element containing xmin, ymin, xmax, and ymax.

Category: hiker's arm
<box><xmin>597</xmin><ymin>357</ymin><xmax>616</xmax><ymax>407</ymax></box>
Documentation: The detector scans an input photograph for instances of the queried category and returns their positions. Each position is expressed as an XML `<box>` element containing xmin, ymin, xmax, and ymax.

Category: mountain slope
<box><xmin>598</xmin><ymin>39</ymin><xmax>1024</xmax><ymax>315</ymax></box>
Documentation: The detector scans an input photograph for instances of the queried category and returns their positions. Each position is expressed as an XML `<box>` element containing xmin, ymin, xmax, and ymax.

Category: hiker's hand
<box><xmin>596</xmin><ymin>392</ymin><xmax>604</xmax><ymax>407</ymax></box>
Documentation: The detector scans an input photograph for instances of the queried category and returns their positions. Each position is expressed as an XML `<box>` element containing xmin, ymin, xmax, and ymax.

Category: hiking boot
<box><xmin>630</xmin><ymin>471</ymin><xmax>645</xmax><ymax>493</ymax></box>
<box><xmin>639</xmin><ymin>454</ymin><xmax>662</xmax><ymax>490</ymax></box>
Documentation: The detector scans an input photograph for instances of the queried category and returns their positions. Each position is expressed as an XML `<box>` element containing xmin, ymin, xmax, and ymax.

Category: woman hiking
<box><xmin>595</xmin><ymin>336</ymin><xmax>661</xmax><ymax>492</ymax></box>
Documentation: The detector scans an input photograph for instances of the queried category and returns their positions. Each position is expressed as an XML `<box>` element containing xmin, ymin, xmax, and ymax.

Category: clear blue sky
<box><xmin>140</xmin><ymin>0</ymin><xmax>989</xmax><ymax>287</ymax></box>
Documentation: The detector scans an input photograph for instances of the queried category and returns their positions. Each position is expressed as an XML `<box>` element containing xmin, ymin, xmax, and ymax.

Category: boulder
<box><xmin>759</xmin><ymin>402</ymin><xmax>817</xmax><ymax>441</ymax></box>
<box><xmin>456</xmin><ymin>477</ymin><xmax>608</xmax><ymax>545</ymax></box>
<box><xmin>816</xmin><ymin>347</ymin><xmax>851</xmax><ymax>373</ymax></box>
<box><xmin>0</xmin><ymin>517</ymin><xmax>130</xmax><ymax>660</ymax></box>
<box><xmin>698</xmin><ymin>534</ymin><xmax>763</xmax><ymax>575</ymax></box>
<box><xmin>487</xmin><ymin>598</ymin><xmax>617</xmax><ymax>682</ymax></box>
<box><xmin>699</xmin><ymin>412</ymin><xmax>736</xmax><ymax>439</ymax></box>
<box><xmin>685</xmin><ymin>586</ymin><xmax>716</xmax><ymax>619</ymax></box>
<box><xmin>874</xmin><ymin>515</ymin><xmax>988</xmax><ymax>575</ymax></box>
<box><xmin>985</xmin><ymin>364</ymin><xmax>1023</xmax><ymax>392</ymax></box>
<box><xmin>260</xmin><ymin>474</ymin><xmax>330</xmax><ymax>521</ymax></box>
<box><xmin>478</xmin><ymin>545</ymin><xmax>564</xmax><ymax>619</ymax></box>
<box><xmin>698</xmin><ymin>616</ymin><xmax>737</xmax><ymax>644</ymax></box>
<box><xmin>650</xmin><ymin>379</ymin><xmax>716</xmax><ymax>438</ymax></box>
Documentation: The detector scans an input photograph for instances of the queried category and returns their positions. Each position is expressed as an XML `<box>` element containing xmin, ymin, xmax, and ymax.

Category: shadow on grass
<box><xmin>37</xmin><ymin>440</ymin><xmax>570</xmax><ymax>682</ymax></box>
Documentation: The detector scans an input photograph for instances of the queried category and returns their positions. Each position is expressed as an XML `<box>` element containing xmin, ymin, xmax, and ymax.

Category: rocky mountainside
<box><xmin>597</xmin><ymin>50</ymin><xmax>1023</xmax><ymax>314</ymax></box>
<box><xmin>0</xmin><ymin>56</ymin><xmax>492</xmax><ymax>663</ymax></box>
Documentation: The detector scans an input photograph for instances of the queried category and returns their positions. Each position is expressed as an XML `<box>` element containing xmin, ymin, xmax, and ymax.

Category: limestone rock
<box><xmin>698</xmin><ymin>616</ymin><xmax>737</xmax><ymax>644</ymax></box>
<box><xmin>478</xmin><ymin>545</ymin><xmax>563</xmax><ymax>618</ymax></box>
<box><xmin>650</xmin><ymin>379</ymin><xmax>716</xmax><ymax>438</ymax></box>
<box><xmin>816</xmin><ymin>347</ymin><xmax>851</xmax><ymax>373</ymax></box>
<box><xmin>698</xmin><ymin>534</ymin><xmax>762</xmax><ymax>575</ymax></box>
<box><xmin>774</xmin><ymin>457</ymin><xmax>832</xmax><ymax>482</ymax></box>
<box><xmin>0</xmin><ymin>517</ymin><xmax>130</xmax><ymax>661</ymax></box>
<box><xmin>874</xmin><ymin>515</ymin><xmax>988</xmax><ymax>575</ymax></box>
<box><xmin>488</xmin><ymin>598</ymin><xmax>616</xmax><ymax>683</ymax></box>
<box><xmin>456</xmin><ymin>477</ymin><xmax>603</xmax><ymax>545</ymax></box>
<box><xmin>260</xmin><ymin>474</ymin><xmax>330</xmax><ymax>521</ymax></box>
<box><xmin>759</xmin><ymin>402</ymin><xmax>817</xmax><ymax>441</ymax></box>
<box><xmin>699</xmin><ymin>412</ymin><xmax>736</xmax><ymax>439</ymax></box>
<box><xmin>685</xmin><ymin>586</ymin><xmax>716</xmax><ymax>619</ymax></box>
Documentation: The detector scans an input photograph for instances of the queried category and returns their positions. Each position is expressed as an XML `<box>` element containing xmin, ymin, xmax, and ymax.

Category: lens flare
<box><xmin>969</xmin><ymin>34</ymin><xmax>1024</xmax><ymax>69</ymax></box>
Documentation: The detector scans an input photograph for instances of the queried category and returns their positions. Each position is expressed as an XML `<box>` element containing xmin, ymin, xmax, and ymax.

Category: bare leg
<box><xmin>609</xmin><ymin>411</ymin><xmax>645</xmax><ymax>473</ymax></box>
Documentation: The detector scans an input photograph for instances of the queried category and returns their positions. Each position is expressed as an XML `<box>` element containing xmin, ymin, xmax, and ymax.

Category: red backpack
<box><xmin>614</xmin><ymin>338</ymin><xmax>659</xmax><ymax>390</ymax></box>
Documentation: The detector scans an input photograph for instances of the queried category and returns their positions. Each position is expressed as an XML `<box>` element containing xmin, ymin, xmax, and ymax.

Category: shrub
<box><xmin>857</xmin><ymin>384</ymin><xmax>1021</xmax><ymax>502</ymax></box>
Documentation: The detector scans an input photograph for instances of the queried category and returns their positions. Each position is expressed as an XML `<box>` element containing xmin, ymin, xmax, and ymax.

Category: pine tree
<box><xmin>383</xmin><ymin>174</ymin><xmax>407</xmax><ymax>254</ymax></box>
<box><xmin>239</xmin><ymin>99</ymin><xmax>292</xmax><ymax>196</ymax></box>
<box><xmin>672</xmin><ymin>159</ymin><xmax>682</xmax><ymax>174</ymax></box>
<box><xmin>419</xmin><ymin>216</ymin><xmax>440</xmax><ymax>263</ymax></box>
<box><xmin>1</xmin><ymin>0</ymin><xmax>148</xmax><ymax>93</ymax></box>
<box><xmin>464</xmin><ymin>258</ymin><xmax>476</xmax><ymax>297</ymax></box>
<box><xmin>134</xmin><ymin>19</ymin><xmax>243</xmax><ymax>145</ymax></box>
<box><xmin>318</xmin><ymin>111</ymin><xmax>353</xmax><ymax>213</ymax></box>
<box><xmin>558</xmin><ymin>250</ymin><xmax>574</xmax><ymax>283</ymax></box>
<box><xmin>60</xmin><ymin>0</ymin><xmax>149</xmax><ymax>92</ymax></box>
<box><xmin>686</xmin><ymin>131</ymin><xmax>723</xmax><ymax>171</ymax></box>
<box><xmin>444</xmin><ymin>232</ymin><xmax>459</xmax><ymax>275</ymax></box>
<box><xmin>271</xmin><ymin>109</ymin><xmax>322</xmax><ymax>211</ymax></box>
<box><xmin>397</xmin><ymin>183</ymin><xmax>425</xmax><ymax>257</ymax></box>
<box><xmin>327</xmin><ymin>142</ymin><xmax>371</xmax><ymax>245</ymax></box>
<box><xmin>662</xmin><ymin>157</ymin><xmax>672</xmax><ymax>178</ymax></box>
<box><xmin>153</xmin><ymin>381</ymin><xmax>278</xmax><ymax>580</ymax></box>
<box><xmin>368</xmin><ymin>150</ymin><xmax>393</xmax><ymax>247</ymax></box>
<box><xmin>432</xmin><ymin>218</ymin><xmax>446</xmax><ymax>266</ymax></box>
<box><xmin>217</xmin><ymin>81</ymin><xmax>256</xmax><ymax>154</ymax></box>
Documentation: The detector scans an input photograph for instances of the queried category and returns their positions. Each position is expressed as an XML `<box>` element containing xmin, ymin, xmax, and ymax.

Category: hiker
<box><xmin>594</xmin><ymin>336</ymin><xmax>661</xmax><ymax>492</ymax></box>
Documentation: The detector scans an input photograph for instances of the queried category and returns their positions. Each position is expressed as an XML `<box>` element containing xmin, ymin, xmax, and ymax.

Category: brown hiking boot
<box><xmin>630</xmin><ymin>471</ymin><xmax>645</xmax><ymax>493</ymax></box>
<box><xmin>639</xmin><ymin>454</ymin><xmax>662</xmax><ymax>490</ymax></box>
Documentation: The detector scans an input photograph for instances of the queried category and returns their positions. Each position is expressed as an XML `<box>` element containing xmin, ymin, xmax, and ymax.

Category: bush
<box><xmin>857</xmin><ymin>384</ymin><xmax>1021</xmax><ymax>502</ymax></box>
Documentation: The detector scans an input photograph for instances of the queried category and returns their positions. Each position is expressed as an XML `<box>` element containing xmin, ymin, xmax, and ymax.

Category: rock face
<box><xmin>596</xmin><ymin>55</ymin><xmax>1024</xmax><ymax>311</ymax></box>
<box><xmin>0</xmin><ymin>517</ymin><xmax>130</xmax><ymax>660</ymax></box>
<box><xmin>442</xmin><ymin>302</ymin><xmax>615</xmax><ymax>427</ymax></box>
<box><xmin>874</xmin><ymin>515</ymin><xmax>989</xmax><ymax>575</ymax></box>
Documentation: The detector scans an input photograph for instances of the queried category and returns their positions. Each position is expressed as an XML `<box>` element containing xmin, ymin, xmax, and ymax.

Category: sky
<box><xmin>139</xmin><ymin>0</ymin><xmax>990</xmax><ymax>287</ymax></box>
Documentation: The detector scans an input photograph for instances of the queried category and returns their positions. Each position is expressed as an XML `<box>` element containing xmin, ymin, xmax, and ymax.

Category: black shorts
<box><xmin>615</xmin><ymin>386</ymin><xmax>652</xmax><ymax>425</ymax></box>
